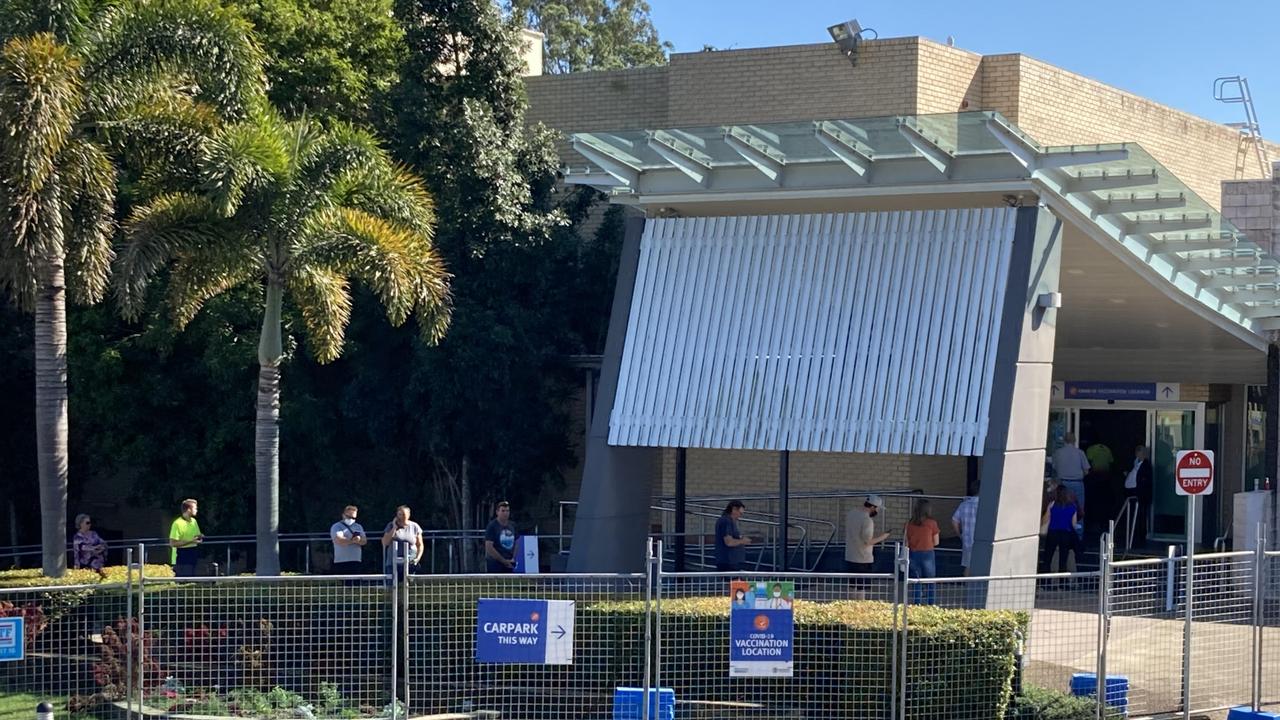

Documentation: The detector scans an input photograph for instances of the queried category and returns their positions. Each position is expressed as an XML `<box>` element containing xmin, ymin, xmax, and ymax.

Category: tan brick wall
<box><xmin>914</xmin><ymin>40</ymin><xmax>983</xmax><ymax>115</ymax></box>
<box><xmin>1222</xmin><ymin>175</ymin><xmax>1276</xmax><ymax>254</ymax></box>
<box><xmin>980</xmin><ymin>54</ymin><xmax>1021</xmax><ymax>123</ymax></box>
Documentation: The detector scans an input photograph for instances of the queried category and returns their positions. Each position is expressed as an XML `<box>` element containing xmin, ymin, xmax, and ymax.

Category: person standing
<box><xmin>484</xmin><ymin>501</ymin><xmax>518</xmax><ymax>573</ymax></box>
<box><xmin>1051</xmin><ymin>432</ymin><xmax>1091</xmax><ymax>514</ymax></box>
<box><xmin>330</xmin><ymin>505</ymin><xmax>367</xmax><ymax>574</ymax></box>
<box><xmin>1123</xmin><ymin>446</ymin><xmax>1153</xmax><ymax>544</ymax></box>
<box><xmin>382</xmin><ymin>506</ymin><xmax>425</xmax><ymax>578</ymax></box>
<box><xmin>1041</xmin><ymin>485</ymin><xmax>1083</xmax><ymax>577</ymax></box>
<box><xmin>845</xmin><ymin>495</ymin><xmax>890</xmax><ymax>573</ymax></box>
<box><xmin>72</xmin><ymin>514</ymin><xmax>107</xmax><ymax>576</ymax></box>
<box><xmin>951</xmin><ymin>491</ymin><xmax>980</xmax><ymax>576</ymax></box>
<box><xmin>715</xmin><ymin>501</ymin><xmax>752</xmax><ymax>572</ymax></box>
<box><xmin>169</xmin><ymin>499</ymin><xmax>204</xmax><ymax>578</ymax></box>
<box><xmin>905</xmin><ymin>499</ymin><xmax>940</xmax><ymax>605</ymax></box>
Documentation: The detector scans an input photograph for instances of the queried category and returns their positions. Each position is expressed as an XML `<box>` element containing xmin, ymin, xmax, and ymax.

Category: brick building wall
<box><xmin>1222</xmin><ymin>164</ymin><xmax>1280</xmax><ymax>255</ymax></box>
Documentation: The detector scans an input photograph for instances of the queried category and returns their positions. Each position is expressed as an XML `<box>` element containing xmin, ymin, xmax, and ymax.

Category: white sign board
<box><xmin>1174</xmin><ymin>450</ymin><xmax>1214</xmax><ymax>496</ymax></box>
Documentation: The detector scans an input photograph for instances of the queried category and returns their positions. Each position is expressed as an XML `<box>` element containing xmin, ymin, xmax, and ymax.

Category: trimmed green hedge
<box><xmin>1007</xmin><ymin>686</ymin><xmax>1125</xmax><ymax>720</ymax></box>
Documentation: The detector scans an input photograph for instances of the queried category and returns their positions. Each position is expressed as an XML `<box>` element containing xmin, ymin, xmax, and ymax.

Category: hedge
<box><xmin>0</xmin><ymin>564</ymin><xmax>173</xmax><ymax>589</ymax></box>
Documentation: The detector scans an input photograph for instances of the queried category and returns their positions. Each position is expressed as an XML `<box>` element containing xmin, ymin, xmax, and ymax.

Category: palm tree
<box><xmin>0</xmin><ymin>0</ymin><xmax>265</xmax><ymax>576</ymax></box>
<box><xmin>115</xmin><ymin>113</ymin><xmax>451</xmax><ymax>575</ymax></box>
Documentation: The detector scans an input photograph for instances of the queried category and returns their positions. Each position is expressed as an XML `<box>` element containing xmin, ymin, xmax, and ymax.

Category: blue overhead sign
<box><xmin>1064</xmin><ymin>382</ymin><xmax>1156</xmax><ymax>401</ymax></box>
<box><xmin>0</xmin><ymin>617</ymin><xmax>23</xmax><ymax>662</ymax></box>
<box><xmin>476</xmin><ymin>598</ymin><xmax>574</xmax><ymax>665</ymax></box>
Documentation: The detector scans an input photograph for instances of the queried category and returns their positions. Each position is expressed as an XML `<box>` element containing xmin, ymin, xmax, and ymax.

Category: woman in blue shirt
<box><xmin>1041</xmin><ymin>486</ymin><xmax>1082</xmax><ymax>575</ymax></box>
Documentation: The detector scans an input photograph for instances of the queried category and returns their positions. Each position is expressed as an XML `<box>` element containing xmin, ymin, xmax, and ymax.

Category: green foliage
<box><xmin>1007</xmin><ymin>685</ymin><xmax>1125</xmax><ymax>720</ymax></box>
<box><xmin>0</xmin><ymin>564</ymin><xmax>173</xmax><ymax>588</ymax></box>
<box><xmin>507</xmin><ymin>0</ymin><xmax>670</xmax><ymax>74</ymax></box>
<box><xmin>234</xmin><ymin>0</ymin><xmax>404</xmax><ymax>125</ymax></box>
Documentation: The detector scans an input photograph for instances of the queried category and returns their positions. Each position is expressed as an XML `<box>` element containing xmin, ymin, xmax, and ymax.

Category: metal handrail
<box><xmin>1112</xmin><ymin>496</ymin><xmax>1139</xmax><ymax>554</ymax></box>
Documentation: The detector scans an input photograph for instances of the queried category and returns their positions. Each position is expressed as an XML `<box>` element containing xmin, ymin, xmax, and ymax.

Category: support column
<box><xmin>568</xmin><ymin>217</ymin><xmax>657</xmax><ymax>573</ymax></box>
<box><xmin>969</xmin><ymin>206</ymin><xmax>1064</xmax><ymax>594</ymax></box>
<box><xmin>674</xmin><ymin>448</ymin><xmax>687</xmax><ymax>571</ymax></box>
<box><xmin>778</xmin><ymin>450</ymin><xmax>790</xmax><ymax>571</ymax></box>
<box><xmin>1268</xmin><ymin>344</ymin><xmax>1280</xmax><ymax>550</ymax></box>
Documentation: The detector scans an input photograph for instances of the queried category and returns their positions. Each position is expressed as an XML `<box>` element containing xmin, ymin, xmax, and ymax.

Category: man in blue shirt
<box><xmin>715</xmin><ymin>500</ymin><xmax>752</xmax><ymax>571</ymax></box>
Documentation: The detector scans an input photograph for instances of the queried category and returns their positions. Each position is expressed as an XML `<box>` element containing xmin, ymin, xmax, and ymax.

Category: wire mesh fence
<box><xmin>1263</xmin><ymin>551</ymin><xmax>1280</xmax><ymax>711</ymax></box>
<box><xmin>1186</xmin><ymin>551</ymin><xmax>1257</xmax><ymax>714</ymax></box>
<box><xmin>1105</xmin><ymin>555</ymin><xmax>1185</xmax><ymax>717</ymax></box>
<box><xmin>656</xmin><ymin>571</ymin><xmax>898</xmax><ymax>720</ymax></box>
<box><xmin>0</xmin><ymin>581</ymin><xmax>132</xmax><ymax>716</ymax></box>
<box><xmin>137</xmin><ymin>574</ymin><xmax>392</xmax><ymax>718</ymax></box>
<box><xmin>405</xmin><ymin>573</ymin><xmax>648</xmax><ymax>720</ymax></box>
<box><xmin>899</xmin><ymin>573</ymin><xmax>1099</xmax><ymax>720</ymax></box>
<box><xmin>5</xmin><ymin>538</ymin><xmax>1280</xmax><ymax>720</ymax></box>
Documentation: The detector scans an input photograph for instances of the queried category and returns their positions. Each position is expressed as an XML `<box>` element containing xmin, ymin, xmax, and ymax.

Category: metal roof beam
<box><xmin>570</xmin><ymin>135</ymin><xmax>640</xmax><ymax>187</ymax></box>
<box><xmin>1064</xmin><ymin>169</ymin><xmax>1160</xmax><ymax>193</ymax></box>
<box><xmin>1200</xmin><ymin>273</ymin><xmax>1279</xmax><ymax>289</ymax></box>
<box><xmin>1253</xmin><ymin>317</ymin><xmax>1280</xmax><ymax>331</ymax></box>
<box><xmin>1104</xmin><ymin>192</ymin><xmax>1188</xmax><ymax>214</ymax></box>
<box><xmin>1179</xmin><ymin>255</ymin><xmax>1264</xmax><ymax>272</ymax></box>
<box><xmin>896</xmin><ymin>119</ymin><xmax>953</xmax><ymax>177</ymax></box>
<box><xmin>1125</xmin><ymin>213</ymin><xmax>1215</xmax><ymax>236</ymax></box>
<box><xmin>1236</xmin><ymin>304</ymin><xmax>1280</xmax><ymax>320</ymax></box>
<box><xmin>1151</xmin><ymin>239</ymin><xmax>1244</xmax><ymax>253</ymax></box>
<box><xmin>723</xmin><ymin>126</ymin><xmax>785</xmax><ymax>184</ymax></box>
<box><xmin>813</xmin><ymin>121</ymin><xmax>873</xmax><ymax>177</ymax></box>
<box><xmin>647</xmin><ymin>130</ymin><xmax>713</xmax><ymax>187</ymax></box>
<box><xmin>1225</xmin><ymin>289</ymin><xmax>1280</xmax><ymax>303</ymax></box>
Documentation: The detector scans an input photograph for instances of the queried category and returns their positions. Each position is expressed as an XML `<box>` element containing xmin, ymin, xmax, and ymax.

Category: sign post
<box><xmin>1174</xmin><ymin>449</ymin><xmax>1213</xmax><ymax>720</ymax></box>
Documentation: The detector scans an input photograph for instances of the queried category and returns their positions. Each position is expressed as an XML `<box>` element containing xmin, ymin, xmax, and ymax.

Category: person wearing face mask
<box><xmin>330</xmin><ymin>505</ymin><xmax>367</xmax><ymax>574</ymax></box>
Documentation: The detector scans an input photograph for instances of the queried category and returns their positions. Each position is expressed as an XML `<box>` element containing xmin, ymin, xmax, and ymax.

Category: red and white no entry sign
<box><xmin>1174</xmin><ymin>450</ymin><xmax>1214</xmax><ymax>496</ymax></box>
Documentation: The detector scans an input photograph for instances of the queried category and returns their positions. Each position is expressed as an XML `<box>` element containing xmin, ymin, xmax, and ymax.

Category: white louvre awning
<box><xmin>609</xmin><ymin>208</ymin><xmax>1017</xmax><ymax>454</ymax></box>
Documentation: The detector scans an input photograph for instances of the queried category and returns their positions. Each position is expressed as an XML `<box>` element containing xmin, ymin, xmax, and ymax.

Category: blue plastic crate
<box><xmin>1070</xmin><ymin>673</ymin><xmax>1129</xmax><ymax>711</ymax></box>
<box><xmin>613</xmin><ymin>687</ymin><xmax>675</xmax><ymax>720</ymax></box>
<box><xmin>1227</xmin><ymin>708</ymin><xmax>1280</xmax><ymax>720</ymax></box>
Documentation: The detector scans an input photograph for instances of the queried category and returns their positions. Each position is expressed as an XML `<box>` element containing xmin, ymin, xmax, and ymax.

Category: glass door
<box><xmin>1151</xmin><ymin>408</ymin><xmax>1201</xmax><ymax>539</ymax></box>
<box><xmin>1045</xmin><ymin>407</ymin><xmax>1074</xmax><ymax>481</ymax></box>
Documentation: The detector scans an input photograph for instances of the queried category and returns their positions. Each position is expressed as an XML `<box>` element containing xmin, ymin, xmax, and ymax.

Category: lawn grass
<box><xmin>0</xmin><ymin>691</ymin><xmax>109</xmax><ymax>720</ymax></box>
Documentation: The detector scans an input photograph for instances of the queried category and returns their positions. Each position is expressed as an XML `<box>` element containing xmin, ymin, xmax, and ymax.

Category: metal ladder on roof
<box><xmin>1214</xmin><ymin>75</ymin><xmax>1271</xmax><ymax>179</ymax></box>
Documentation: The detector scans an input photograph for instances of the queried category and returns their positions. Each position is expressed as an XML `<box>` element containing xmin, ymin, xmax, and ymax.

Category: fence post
<box><xmin>1253</xmin><ymin>522</ymin><xmax>1267</xmax><ymax>711</ymax></box>
<box><xmin>125</xmin><ymin>548</ymin><xmax>134</xmax><ymax>720</ymax></box>
<box><xmin>1096</xmin><ymin>532</ymin><xmax>1112</xmax><ymax>720</ymax></box>
<box><xmin>136</xmin><ymin>543</ymin><xmax>146</xmax><ymax>715</ymax></box>
<box><xmin>890</xmin><ymin>542</ymin><xmax>903</xmax><ymax>720</ymax></box>
<box><xmin>401</xmin><ymin>544</ymin><xmax>411</xmax><ymax>714</ymax></box>
<box><xmin>389</xmin><ymin>543</ymin><xmax>399</xmax><ymax>720</ymax></box>
<box><xmin>35</xmin><ymin>701</ymin><xmax>53</xmax><ymax>720</ymax></box>
<box><xmin>654</xmin><ymin>540</ymin><xmax>664</xmax><ymax>715</ymax></box>
<box><xmin>642</xmin><ymin>539</ymin><xmax>653</xmax><ymax>720</ymax></box>
<box><xmin>898</xmin><ymin>545</ymin><xmax>911</xmax><ymax>720</ymax></box>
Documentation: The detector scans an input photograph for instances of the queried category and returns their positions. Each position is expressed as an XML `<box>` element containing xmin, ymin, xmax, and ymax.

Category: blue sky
<box><xmin>645</xmin><ymin>0</ymin><xmax>1278</xmax><ymax>134</ymax></box>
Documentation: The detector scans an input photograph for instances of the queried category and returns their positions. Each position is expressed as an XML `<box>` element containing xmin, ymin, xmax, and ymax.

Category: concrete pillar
<box><xmin>969</xmin><ymin>207</ymin><xmax>1064</xmax><ymax>590</ymax></box>
<box><xmin>568</xmin><ymin>217</ymin><xmax>657</xmax><ymax>573</ymax></box>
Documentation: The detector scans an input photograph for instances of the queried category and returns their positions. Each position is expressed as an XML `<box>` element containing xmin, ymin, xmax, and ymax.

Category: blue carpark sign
<box><xmin>0</xmin><ymin>616</ymin><xmax>23</xmax><ymax>662</ymax></box>
<box><xmin>476</xmin><ymin>598</ymin><xmax>575</xmax><ymax>665</ymax></box>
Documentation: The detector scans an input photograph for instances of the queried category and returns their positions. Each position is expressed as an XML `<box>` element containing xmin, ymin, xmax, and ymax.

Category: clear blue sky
<box><xmin>645</xmin><ymin>0</ymin><xmax>1278</xmax><ymax>135</ymax></box>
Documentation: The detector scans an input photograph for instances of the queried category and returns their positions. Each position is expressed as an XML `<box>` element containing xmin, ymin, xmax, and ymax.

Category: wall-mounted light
<box><xmin>828</xmin><ymin>19</ymin><xmax>868</xmax><ymax>67</ymax></box>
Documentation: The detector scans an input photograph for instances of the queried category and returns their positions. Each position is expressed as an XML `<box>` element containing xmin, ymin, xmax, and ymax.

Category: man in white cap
<box><xmin>845</xmin><ymin>495</ymin><xmax>891</xmax><ymax>574</ymax></box>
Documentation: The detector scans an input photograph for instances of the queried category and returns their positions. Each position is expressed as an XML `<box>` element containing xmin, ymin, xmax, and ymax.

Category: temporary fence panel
<box><xmin>405</xmin><ymin>573</ymin><xmax>648</xmax><ymax>720</ymax></box>
<box><xmin>899</xmin><ymin>573</ymin><xmax>1098</xmax><ymax>720</ymax></box>
<box><xmin>656</xmin><ymin>571</ymin><xmax>897</xmax><ymax>720</ymax></box>
<box><xmin>1263</xmin><ymin>551</ymin><xmax>1280</xmax><ymax>711</ymax></box>
<box><xmin>1185</xmin><ymin>551</ymin><xmax>1257</xmax><ymax>714</ymax></box>
<box><xmin>0</xmin><ymin>581</ymin><xmax>132</xmax><ymax>716</ymax></box>
<box><xmin>137</xmin><ymin>575</ymin><xmax>392</xmax><ymax>718</ymax></box>
<box><xmin>1105</xmin><ymin>556</ymin><xmax>1185</xmax><ymax>717</ymax></box>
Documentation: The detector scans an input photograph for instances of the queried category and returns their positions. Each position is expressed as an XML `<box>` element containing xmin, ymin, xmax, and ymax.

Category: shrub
<box><xmin>1007</xmin><ymin>685</ymin><xmax>1126</xmax><ymax>720</ymax></box>
<box><xmin>0</xmin><ymin>564</ymin><xmax>174</xmax><ymax>588</ymax></box>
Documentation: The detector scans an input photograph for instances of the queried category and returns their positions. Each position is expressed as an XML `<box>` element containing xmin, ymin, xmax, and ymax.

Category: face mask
<box><xmin>343</xmin><ymin>517</ymin><xmax>355</xmax><ymax>525</ymax></box>
<box><xmin>869</xmin><ymin>510</ymin><xmax>878</xmax><ymax>517</ymax></box>
<box><xmin>773</xmin><ymin>590</ymin><xmax>781</xmax><ymax>597</ymax></box>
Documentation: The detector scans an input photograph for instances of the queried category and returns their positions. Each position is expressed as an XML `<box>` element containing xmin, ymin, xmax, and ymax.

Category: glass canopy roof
<box><xmin>564</xmin><ymin>110</ymin><xmax>1280</xmax><ymax>336</ymax></box>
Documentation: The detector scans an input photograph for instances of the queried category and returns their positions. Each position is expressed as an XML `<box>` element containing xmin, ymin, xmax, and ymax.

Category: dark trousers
<box><xmin>331</xmin><ymin>560</ymin><xmax>363</xmax><ymax>575</ymax></box>
<box><xmin>1042</xmin><ymin>529</ymin><xmax>1082</xmax><ymax>573</ymax></box>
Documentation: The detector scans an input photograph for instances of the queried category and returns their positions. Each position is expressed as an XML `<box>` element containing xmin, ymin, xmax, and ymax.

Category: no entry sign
<box><xmin>1174</xmin><ymin>450</ymin><xmax>1214</xmax><ymax>496</ymax></box>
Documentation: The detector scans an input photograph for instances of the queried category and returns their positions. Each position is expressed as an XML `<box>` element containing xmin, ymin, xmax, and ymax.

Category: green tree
<box><xmin>506</xmin><ymin>0</ymin><xmax>670</xmax><ymax>74</ymax></box>
<box><xmin>114</xmin><ymin>113</ymin><xmax>451</xmax><ymax>574</ymax></box>
<box><xmin>0</xmin><ymin>0</ymin><xmax>265</xmax><ymax>576</ymax></box>
<box><xmin>234</xmin><ymin>0</ymin><xmax>404</xmax><ymax>125</ymax></box>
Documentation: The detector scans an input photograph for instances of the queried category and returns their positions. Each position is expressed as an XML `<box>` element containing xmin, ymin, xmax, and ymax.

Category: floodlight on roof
<box><xmin>828</xmin><ymin>19</ymin><xmax>873</xmax><ymax>66</ymax></box>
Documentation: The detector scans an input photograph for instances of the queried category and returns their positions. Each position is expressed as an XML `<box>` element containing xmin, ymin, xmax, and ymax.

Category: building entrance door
<box><xmin>1047</xmin><ymin>401</ymin><xmax>1205</xmax><ymax>545</ymax></box>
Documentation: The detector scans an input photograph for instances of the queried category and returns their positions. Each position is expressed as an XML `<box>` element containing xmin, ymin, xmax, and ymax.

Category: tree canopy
<box><xmin>506</xmin><ymin>0</ymin><xmax>670</xmax><ymax>74</ymax></box>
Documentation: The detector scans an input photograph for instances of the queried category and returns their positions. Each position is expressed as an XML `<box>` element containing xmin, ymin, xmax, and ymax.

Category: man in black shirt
<box><xmin>484</xmin><ymin>501</ymin><xmax>518</xmax><ymax>572</ymax></box>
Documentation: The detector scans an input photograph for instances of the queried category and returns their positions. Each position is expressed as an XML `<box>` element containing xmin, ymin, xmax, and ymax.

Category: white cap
<box><xmin>865</xmin><ymin>494</ymin><xmax>884</xmax><ymax>508</ymax></box>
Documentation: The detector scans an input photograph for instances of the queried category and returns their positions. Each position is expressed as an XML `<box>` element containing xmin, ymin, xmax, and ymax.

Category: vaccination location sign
<box><xmin>728</xmin><ymin>580</ymin><xmax>794</xmax><ymax>678</ymax></box>
<box><xmin>475</xmin><ymin>598</ymin><xmax>575</xmax><ymax>665</ymax></box>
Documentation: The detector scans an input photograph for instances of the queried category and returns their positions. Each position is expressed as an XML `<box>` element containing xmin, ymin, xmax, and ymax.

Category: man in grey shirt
<box><xmin>1051</xmin><ymin>432</ymin><xmax>1090</xmax><ymax>514</ymax></box>
<box><xmin>330</xmin><ymin>505</ymin><xmax>367</xmax><ymax>574</ymax></box>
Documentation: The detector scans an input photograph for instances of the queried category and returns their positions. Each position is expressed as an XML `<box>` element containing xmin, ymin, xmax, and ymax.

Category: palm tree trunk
<box><xmin>255</xmin><ymin>280</ymin><xmax>284</xmax><ymax>575</ymax></box>
<box><xmin>35</xmin><ymin>252</ymin><xmax>69</xmax><ymax>577</ymax></box>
